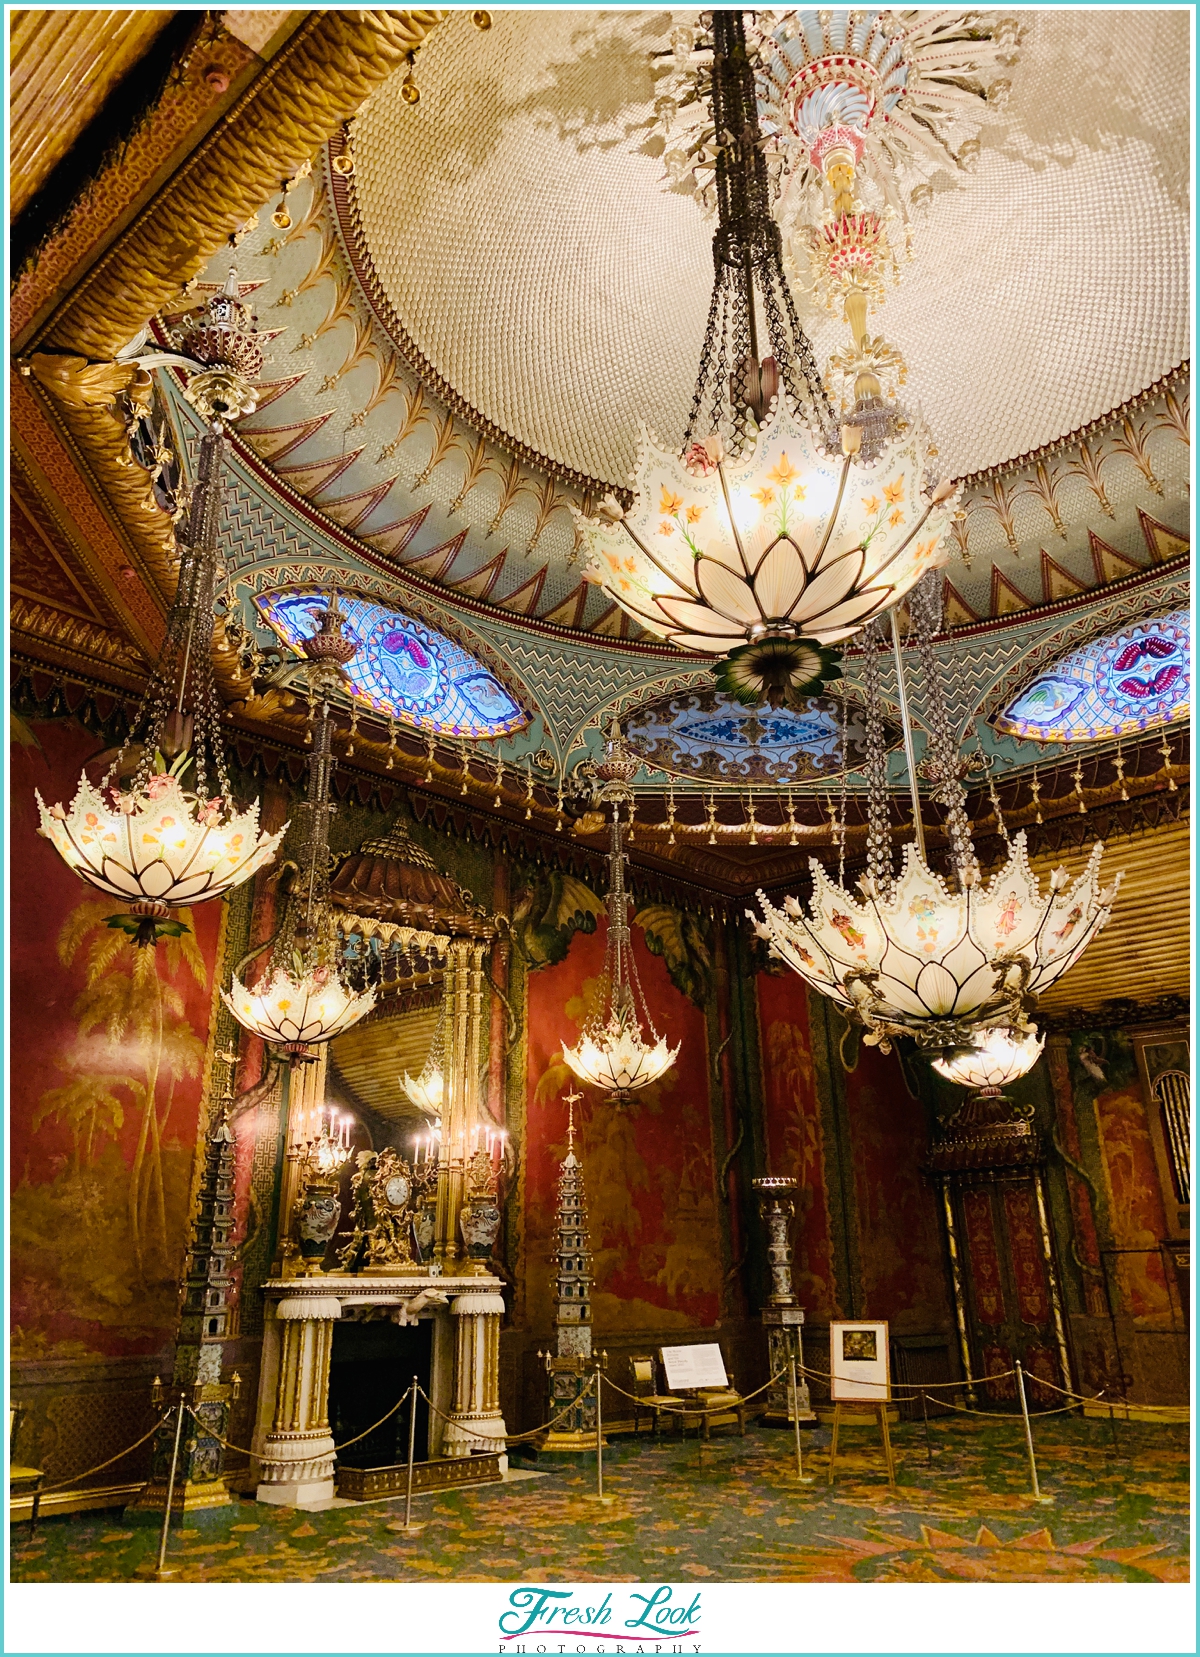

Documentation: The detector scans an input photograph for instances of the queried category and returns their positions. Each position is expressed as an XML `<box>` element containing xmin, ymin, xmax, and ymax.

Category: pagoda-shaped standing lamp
<box><xmin>538</xmin><ymin>1092</ymin><xmax>603</xmax><ymax>1451</ymax></box>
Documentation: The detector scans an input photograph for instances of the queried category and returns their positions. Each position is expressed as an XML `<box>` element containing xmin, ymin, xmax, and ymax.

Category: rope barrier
<box><xmin>795</xmin><ymin>1358</ymin><xmax>1017</xmax><ymax>1396</ymax></box>
<box><xmin>27</xmin><ymin>1410</ymin><xmax>175</xmax><ymax>1496</ymax></box>
<box><xmin>599</xmin><ymin>1368</ymin><xmax>787</xmax><ymax>1416</ymax></box>
<box><xmin>934</xmin><ymin>1392</ymin><xmax>1096</xmax><ymax>1421</ymax></box>
<box><xmin>416</xmin><ymin>1376</ymin><xmax>601</xmax><ymax>1447</ymax></box>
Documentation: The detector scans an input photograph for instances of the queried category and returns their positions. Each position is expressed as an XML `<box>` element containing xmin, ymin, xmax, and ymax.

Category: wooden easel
<box><xmin>826</xmin><ymin>1401</ymin><xmax>896</xmax><ymax>1490</ymax></box>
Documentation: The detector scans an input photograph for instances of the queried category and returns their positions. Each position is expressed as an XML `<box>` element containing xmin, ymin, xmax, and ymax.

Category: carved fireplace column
<box><xmin>256</xmin><ymin>1295</ymin><xmax>340</xmax><ymax>1505</ymax></box>
<box><xmin>435</xmin><ymin>940</ymin><xmax>490</xmax><ymax>1270</ymax></box>
<box><xmin>443</xmin><ymin>1290</ymin><xmax>507</xmax><ymax>1469</ymax></box>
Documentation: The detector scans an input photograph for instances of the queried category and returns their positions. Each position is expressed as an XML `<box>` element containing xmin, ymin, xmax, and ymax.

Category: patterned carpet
<box><xmin>10</xmin><ymin>1418</ymin><xmax>1188</xmax><ymax>1584</ymax></box>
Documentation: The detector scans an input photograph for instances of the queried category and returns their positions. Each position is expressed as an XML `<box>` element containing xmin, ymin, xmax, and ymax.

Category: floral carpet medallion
<box><xmin>10</xmin><ymin>1420</ymin><xmax>1188</xmax><ymax>1585</ymax></box>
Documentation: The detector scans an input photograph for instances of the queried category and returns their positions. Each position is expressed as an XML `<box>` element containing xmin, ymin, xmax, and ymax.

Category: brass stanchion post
<box><xmin>401</xmin><ymin>1378</ymin><xmax>421</xmax><ymax>1532</ymax></box>
<box><xmin>1015</xmin><ymin>1360</ymin><xmax>1052</xmax><ymax>1505</ymax></box>
<box><xmin>591</xmin><ymin>1354</ymin><xmax>613</xmax><ymax>1503</ymax></box>
<box><xmin>155</xmin><ymin>1397</ymin><xmax>186</xmax><ymax>1579</ymax></box>
<box><xmin>789</xmin><ymin>1350</ymin><xmax>814</xmax><ymax>1484</ymax></box>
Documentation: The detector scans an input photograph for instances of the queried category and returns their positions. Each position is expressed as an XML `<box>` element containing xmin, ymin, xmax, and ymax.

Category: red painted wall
<box><xmin>10</xmin><ymin>718</ymin><xmax>222</xmax><ymax>1359</ymax></box>
<box><xmin>523</xmin><ymin>919</ymin><xmax>721</xmax><ymax>1335</ymax></box>
<box><xmin>842</xmin><ymin>1041</ymin><xmax>952</xmax><ymax>1334</ymax></box>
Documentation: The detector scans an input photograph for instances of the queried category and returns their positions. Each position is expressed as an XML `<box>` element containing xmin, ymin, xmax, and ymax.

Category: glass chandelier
<box><xmin>751</xmin><ymin>575</ymin><xmax>1120</xmax><ymax>1058</ymax></box>
<box><xmin>931</xmin><ymin>1027</ymin><xmax>1045</xmax><ymax>1097</ymax></box>
<box><xmin>36</xmin><ymin>273</ymin><xmax>283</xmax><ymax>946</ymax></box>
<box><xmin>562</xmin><ymin>725</ymin><xmax>679</xmax><ymax>1102</ymax></box>
<box><xmin>223</xmin><ymin>599</ymin><xmax>376</xmax><ymax>1057</ymax></box>
<box><xmin>576</xmin><ymin>10</ymin><xmax>958</xmax><ymax>713</ymax></box>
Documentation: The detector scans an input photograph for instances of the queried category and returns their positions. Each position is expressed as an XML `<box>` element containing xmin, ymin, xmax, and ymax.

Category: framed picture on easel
<box><xmin>829</xmin><ymin>1320</ymin><xmax>890</xmax><ymax>1401</ymax></box>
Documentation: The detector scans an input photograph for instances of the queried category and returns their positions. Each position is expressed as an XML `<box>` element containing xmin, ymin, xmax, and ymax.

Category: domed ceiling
<box><xmin>165</xmin><ymin>0</ymin><xmax>1189</xmax><ymax>803</ymax></box>
<box><xmin>350</xmin><ymin>6</ymin><xmax>1187</xmax><ymax>485</ymax></box>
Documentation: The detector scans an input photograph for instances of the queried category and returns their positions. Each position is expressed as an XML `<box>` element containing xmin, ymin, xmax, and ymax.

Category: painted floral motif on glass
<box><xmin>623</xmin><ymin>689</ymin><xmax>885</xmax><ymax>785</ymax></box>
<box><xmin>994</xmin><ymin>611</ymin><xmax>1189</xmax><ymax>743</ymax></box>
<box><xmin>256</xmin><ymin>589</ymin><xmax>529</xmax><ymax>739</ymax></box>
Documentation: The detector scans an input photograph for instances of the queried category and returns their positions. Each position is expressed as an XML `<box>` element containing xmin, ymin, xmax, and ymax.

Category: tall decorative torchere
<box><xmin>752</xmin><ymin>1176</ymin><xmax>815</xmax><ymax>1426</ymax></box>
<box><xmin>130</xmin><ymin>1075</ymin><xmax>243</xmax><ymax>1513</ymax></box>
<box><xmin>539</xmin><ymin>1093</ymin><xmax>603</xmax><ymax>1451</ymax></box>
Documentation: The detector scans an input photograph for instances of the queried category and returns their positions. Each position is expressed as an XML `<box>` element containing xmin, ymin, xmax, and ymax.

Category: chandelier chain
<box><xmin>860</xmin><ymin>622</ymin><xmax>894</xmax><ymax>894</ymax></box>
<box><xmin>911</xmin><ymin>574</ymin><xmax>977</xmax><ymax>881</ymax></box>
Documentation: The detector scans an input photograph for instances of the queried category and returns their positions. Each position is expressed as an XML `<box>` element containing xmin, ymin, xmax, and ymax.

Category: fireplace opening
<box><xmin>329</xmin><ymin>1317</ymin><xmax>432</xmax><ymax>1467</ymax></box>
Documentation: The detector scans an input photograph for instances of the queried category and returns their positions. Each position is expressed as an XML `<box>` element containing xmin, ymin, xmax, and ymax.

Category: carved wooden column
<box><xmin>256</xmin><ymin>1295</ymin><xmax>340</xmax><ymax>1505</ymax></box>
<box><xmin>443</xmin><ymin>1290</ymin><xmax>507</xmax><ymax>1469</ymax></box>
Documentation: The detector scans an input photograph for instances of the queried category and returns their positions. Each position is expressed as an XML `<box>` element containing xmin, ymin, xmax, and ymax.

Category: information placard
<box><xmin>660</xmin><ymin>1343</ymin><xmax>729</xmax><ymax>1391</ymax></box>
<box><xmin>829</xmin><ymin>1321</ymin><xmax>890</xmax><ymax>1401</ymax></box>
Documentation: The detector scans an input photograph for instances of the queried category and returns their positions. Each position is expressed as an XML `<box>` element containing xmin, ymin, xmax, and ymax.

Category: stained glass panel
<box><xmin>994</xmin><ymin>611</ymin><xmax>1189</xmax><ymax>743</ymax></box>
<box><xmin>256</xmin><ymin>589</ymin><xmax>529</xmax><ymax>739</ymax></box>
<box><xmin>622</xmin><ymin>688</ymin><xmax>887</xmax><ymax>784</ymax></box>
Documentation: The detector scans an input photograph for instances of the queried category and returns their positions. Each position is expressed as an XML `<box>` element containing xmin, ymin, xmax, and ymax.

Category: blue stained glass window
<box><xmin>994</xmin><ymin>611</ymin><xmax>1190</xmax><ymax>743</ymax></box>
<box><xmin>256</xmin><ymin>589</ymin><xmax>529</xmax><ymax>740</ymax></box>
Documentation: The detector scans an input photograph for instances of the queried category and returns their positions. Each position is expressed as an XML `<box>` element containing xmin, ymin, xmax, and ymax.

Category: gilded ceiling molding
<box><xmin>10</xmin><ymin>597</ymin><xmax>146</xmax><ymax>686</ymax></box>
<box><xmin>23</xmin><ymin>355</ymin><xmax>178</xmax><ymax>605</ymax></box>
<box><xmin>10</xmin><ymin>20</ymin><xmax>267</xmax><ymax>348</ymax></box>
<box><xmin>11</xmin><ymin>368</ymin><xmax>165</xmax><ymax>661</ymax></box>
<box><xmin>35</xmin><ymin>10</ymin><xmax>448</xmax><ymax>361</ymax></box>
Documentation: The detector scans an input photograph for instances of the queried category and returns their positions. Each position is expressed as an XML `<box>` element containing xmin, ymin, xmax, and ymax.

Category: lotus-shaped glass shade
<box><xmin>931</xmin><ymin>1027</ymin><xmax>1045</xmax><ymax>1093</ymax></box>
<box><xmin>222</xmin><ymin>965</ymin><xmax>376</xmax><ymax>1046</ymax></box>
<box><xmin>562</xmin><ymin>1012</ymin><xmax>679</xmax><ymax>1100</ymax></box>
<box><xmin>574</xmin><ymin>401</ymin><xmax>957</xmax><ymax>654</ymax></box>
<box><xmin>401</xmin><ymin>1066</ymin><xmax>444</xmax><ymax>1117</ymax></box>
<box><xmin>751</xmin><ymin>833</ymin><xmax>1118</xmax><ymax>1048</ymax></box>
<box><xmin>36</xmin><ymin>774</ymin><xmax>284</xmax><ymax>908</ymax></box>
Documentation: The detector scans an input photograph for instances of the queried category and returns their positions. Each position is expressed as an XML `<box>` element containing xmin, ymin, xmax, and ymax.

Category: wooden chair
<box><xmin>695</xmin><ymin>1366</ymin><xmax>747</xmax><ymax>1441</ymax></box>
<box><xmin>10</xmin><ymin>1404</ymin><xmax>45</xmax><ymax>1537</ymax></box>
<box><xmin>627</xmin><ymin>1355</ymin><xmax>681</xmax><ymax>1437</ymax></box>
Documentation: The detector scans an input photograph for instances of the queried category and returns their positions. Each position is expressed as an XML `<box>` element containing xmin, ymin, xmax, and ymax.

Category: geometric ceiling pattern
<box><xmin>183</xmin><ymin>5</ymin><xmax>1191</xmax><ymax>646</ymax></box>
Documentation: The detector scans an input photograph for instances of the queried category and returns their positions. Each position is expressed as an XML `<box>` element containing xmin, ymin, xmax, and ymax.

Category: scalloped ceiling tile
<box><xmin>353</xmin><ymin>7</ymin><xmax>1189</xmax><ymax>486</ymax></box>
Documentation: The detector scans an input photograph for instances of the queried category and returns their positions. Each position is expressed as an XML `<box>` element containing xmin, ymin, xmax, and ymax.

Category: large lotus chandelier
<box><xmin>37</xmin><ymin>273</ymin><xmax>282</xmax><ymax>946</ymax></box>
<box><xmin>223</xmin><ymin>600</ymin><xmax>376</xmax><ymax>1056</ymax></box>
<box><xmin>750</xmin><ymin>576</ymin><xmax>1120</xmax><ymax>1059</ymax></box>
<box><xmin>577</xmin><ymin>10</ymin><xmax>958</xmax><ymax>713</ymax></box>
<box><xmin>562</xmin><ymin>726</ymin><xmax>679</xmax><ymax>1101</ymax></box>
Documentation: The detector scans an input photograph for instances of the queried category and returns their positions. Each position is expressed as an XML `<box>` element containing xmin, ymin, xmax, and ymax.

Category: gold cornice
<box><xmin>35</xmin><ymin>10</ymin><xmax>448</xmax><ymax>361</ymax></box>
<box><xmin>11</xmin><ymin>369</ymin><xmax>164</xmax><ymax>661</ymax></box>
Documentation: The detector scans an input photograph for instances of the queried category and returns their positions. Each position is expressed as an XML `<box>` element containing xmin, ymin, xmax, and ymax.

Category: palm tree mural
<box><xmin>34</xmin><ymin>899</ymin><xmax>208</xmax><ymax>1281</ymax></box>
